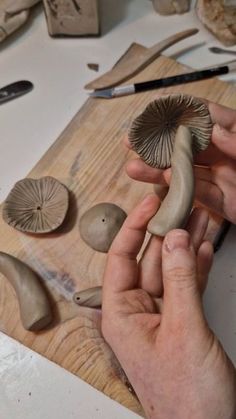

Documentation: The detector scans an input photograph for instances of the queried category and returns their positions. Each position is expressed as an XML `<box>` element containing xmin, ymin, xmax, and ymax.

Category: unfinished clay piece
<box><xmin>0</xmin><ymin>0</ymin><xmax>41</xmax><ymax>43</ymax></box>
<box><xmin>129</xmin><ymin>94</ymin><xmax>212</xmax><ymax>236</ymax></box>
<box><xmin>87</xmin><ymin>63</ymin><xmax>99</xmax><ymax>72</ymax></box>
<box><xmin>196</xmin><ymin>0</ymin><xmax>236</xmax><ymax>46</ymax></box>
<box><xmin>73</xmin><ymin>286</ymin><xmax>102</xmax><ymax>308</ymax></box>
<box><xmin>73</xmin><ymin>286</ymin><xmax>163</xmax><ymax>313</ymax></box>
<box><xmin>0</xmin><ymin>252</ymin><xmax>52</xmax><ymax>331</ymax></box>
<box><xmin>2</xmin><ymin>176</ymin><xmax>69</xmax><ymax>234</ymax></box>
<box><xmin>79</xmin><ymin>203</ymin><xmax>127</xmax><ymax>253</ymax></box>
<box><xmin>43</xmin><ymin>0</ymin><xmax>100</xmax><ymax>36</ymax></box>
<box><xmin>152</xmin><ymin>0</ymin><xmax>190</xmax><ymax>15</ymax></box>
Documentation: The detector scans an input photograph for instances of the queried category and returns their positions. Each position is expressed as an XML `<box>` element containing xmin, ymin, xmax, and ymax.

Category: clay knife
<box><xmin>89</xmin><ymin>61</ymin><xmax>236</xmax><ymax>98</ymax></box>
<box><xmin>0</xmin><ymin>80</ymin><xmax>33</xmax><ymax>105</ymax></box>
<box><xmin>85</xmin><ymin>28</ymin><xmax>199</xmax><ymax>90</ymax></box>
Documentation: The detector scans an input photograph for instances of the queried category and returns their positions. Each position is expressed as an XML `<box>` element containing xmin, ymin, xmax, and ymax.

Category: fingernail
<box><xmin>165</xmin><ymin>231</ymin><xmax>190</xmax><ymax>252</ymax></box>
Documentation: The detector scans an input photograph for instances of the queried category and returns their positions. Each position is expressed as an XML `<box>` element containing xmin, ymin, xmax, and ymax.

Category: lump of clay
<box><xmin>2</xmin><ymin>176</ymin><xmax>69</xmax><ymax>234</ymax></box>
<box><xmin>196</xmin><ymin>0</ymin><xmax>236</xmax><ymax>46</ymax></box>
<box><xmin>128</xmin><ymin>94</ymin><xmax>213</xmax><ymax>236</ymax></box>
<box><xmin>151</xmin><ymin>0</ymin><xmax>190</xmax><ymax>15</ymax></box>
<box><xmin>79</xmin><ymin>203</ymin><xmax>127</xmax><ymax>253</ymax></box>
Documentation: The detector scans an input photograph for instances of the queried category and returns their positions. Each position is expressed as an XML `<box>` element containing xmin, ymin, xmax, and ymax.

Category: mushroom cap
<box><xmin>128</xmin><ymin>94</ymin><xmax>213</xmax><ymax>169</ymax></box>
<box><xmin>79</xmin><ymin>203</ymin><xmax>127</xmax><ymax>253</ymax></box>
<box><xmin>2</xmin><ymin>176</ymin><xmax>69</xmax><ymax>233</ymax></box>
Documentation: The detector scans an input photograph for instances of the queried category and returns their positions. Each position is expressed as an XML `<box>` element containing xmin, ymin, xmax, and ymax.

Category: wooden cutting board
<box><xmin>0</xmin><ymin>44</ymin><xmax>235</xmax><ymax>416</ymax></box>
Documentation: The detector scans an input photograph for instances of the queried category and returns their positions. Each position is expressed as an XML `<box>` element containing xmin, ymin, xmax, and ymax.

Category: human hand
<box><xmin>102</xmin><ymin>195</ymin><xmax>236</xmax><ymax>419</ymax></box>
<box><xmin>124</xmin><ymin>101</ymin><xmax>236</xmax><ymax>224</ymax></box>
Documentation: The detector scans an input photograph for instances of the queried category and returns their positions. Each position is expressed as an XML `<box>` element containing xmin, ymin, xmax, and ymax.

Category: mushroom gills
<box><xmin>2</xmin><ymin>176</ymin><xmax>69</xmax><ymax>234</ymax></box>
<box><xmin>148</xmin><ymin>125</ymin><xmax>194</xmax><ymax>236</ymax></box>
<box><xmin>0</xmin><ymin>252</ymin><xmax>52</xmax><ymax>331</ymax></box>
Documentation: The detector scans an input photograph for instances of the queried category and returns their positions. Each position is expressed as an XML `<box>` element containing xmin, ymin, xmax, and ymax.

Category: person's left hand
<box><xmin>102</xmin><ymin>194</ymin><xmax>236</xmax><ymax>419</ymax></box>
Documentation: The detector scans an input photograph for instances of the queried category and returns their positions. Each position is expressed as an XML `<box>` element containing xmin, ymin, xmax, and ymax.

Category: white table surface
<box><xmin>0</xmin><ymin>1</ymin><xmax>236</xmax><ymax>418</ymax></box>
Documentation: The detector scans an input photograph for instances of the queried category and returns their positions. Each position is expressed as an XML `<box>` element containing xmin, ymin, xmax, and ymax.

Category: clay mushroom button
<box><xmin>79</xmin><ymin>203</ymin><xmax>127</xmax><ymax>253</ymax></box>
<box><xmin>128</xmin><ymin>94</ymin><xmax>213</xmax><ymax>236</ymax></box>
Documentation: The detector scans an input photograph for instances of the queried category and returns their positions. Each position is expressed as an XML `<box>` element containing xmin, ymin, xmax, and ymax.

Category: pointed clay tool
<box><xmin>129</xmin><ymin>94</ymin><xmax>213</xmax><ymax>236</ymax></box>
<box><xmin>85</xmin><ymin>28</ymin><xmax>198</xmax><ymax>90</ymax></box>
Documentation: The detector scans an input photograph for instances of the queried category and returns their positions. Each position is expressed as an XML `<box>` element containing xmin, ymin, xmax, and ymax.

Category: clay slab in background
<box><xmin>43</xmin><ymin>0</ymin><xmax>100</xmax><ymax>36</ymax></box>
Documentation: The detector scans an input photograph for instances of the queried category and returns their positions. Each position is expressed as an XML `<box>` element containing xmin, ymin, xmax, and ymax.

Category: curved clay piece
<box><xmin>0</xmin><ymin>252</ymin><xmax>52</xmax><ymax>331</ymax></box>
<box><xmin>129</xmin><ymin>94</ymin><xmax>212</xmax><ymax>169</ymax></box>
<box><xmin>148</xmin><ymin>126</ymin><xmax>194</xmax><ymax>235</ymax></box>
<box><xmin>152</xmin><ymin>0</ymin><xmax>190</xmax><ymax>15</ymax></box>
<box><xmin>128</xmin><ymin>94</ymin><xmax>212</xmax><ymax>236</ymax></box>
<box><xmin>2</xmin><ymin>176</ymin><xmax>69</xmax><ymax>234</ymax></box>
<box><xmin>153</xmin><ymin>184</ymin><xmax>169</xmax><ymax>201</ymax></box>
<box><xmin>79</xmin><ymin>203</ymin><xmax>127</xmax><ymax>253</ymax></box>
<box><xmin>73</xmin><ymin>286</ymin><xmax>102</xmax><ymax>308</ymax></box>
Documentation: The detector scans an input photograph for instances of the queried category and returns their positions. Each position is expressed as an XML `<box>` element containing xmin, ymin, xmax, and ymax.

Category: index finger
<box><xmin>103</xmin><ymin>194</ymin><xmax>160</xmax><ymax>294</ymax></box>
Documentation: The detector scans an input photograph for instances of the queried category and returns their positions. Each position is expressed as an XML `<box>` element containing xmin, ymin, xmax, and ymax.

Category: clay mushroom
<box><xmin>2</xmin><ymin>176</ymin><xmax>69</xmax><ymax>234</ymax></box>
<box><xmin>79</xmin><ymin>203</ymin><xmax>127</xmax><ymax>253</ymax></box>
<box><xmin>129</xmin><ymin>94</ymin><xmax>213</xmax><ymax>236</ymax></box>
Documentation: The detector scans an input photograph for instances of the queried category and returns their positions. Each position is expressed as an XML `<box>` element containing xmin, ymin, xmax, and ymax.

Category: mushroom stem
<box><xmin>148</xmin><ymin>125</ymin><xmax>194</xmax><ymax>236</ymax></box>
<box><xmin>73</xmin><ymin>286</ymin><xmax>102</xmax><ymax>308</ymax></box>
<box><xmin>0</xmin><ymin>252</ymin><xmax>52</xmax><ymax>331</ymax></box>
<box><xmin>73</xmin><ymin>286</ymin><xmax>163</xmax><ymax>312</ymax></box>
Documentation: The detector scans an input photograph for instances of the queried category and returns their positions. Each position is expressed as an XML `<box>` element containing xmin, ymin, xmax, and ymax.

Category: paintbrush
<box><xmin>89</xmin><ymin>60</ymin><xmax>236</xmax><ymax>98</ymax></box>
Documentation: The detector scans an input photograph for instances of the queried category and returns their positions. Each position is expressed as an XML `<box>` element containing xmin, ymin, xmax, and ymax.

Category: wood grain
<box><xmin>0</xmin><ymin>47</ymin><xmax>235</xmax><ymax>415</ymax></box>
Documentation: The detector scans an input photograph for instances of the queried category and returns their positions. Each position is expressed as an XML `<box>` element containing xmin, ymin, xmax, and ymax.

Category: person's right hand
<box><xmin>102</xmin><ymin>195</ymin><xmax>236</xmax><ymax>419</ymax></box>
<box><xmin>125</xmin><ymin>101</ymin><xmax>236</xmax><ymax>223</ymax></box>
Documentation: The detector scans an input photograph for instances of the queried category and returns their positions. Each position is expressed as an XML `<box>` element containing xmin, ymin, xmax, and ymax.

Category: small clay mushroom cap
<box><xmin>128</xmin><ymin>94</ymin><xmax>213</xmax><ymax>169</ymax></box>
<box><xmin>2</xmin><ymin>176</ymin><xmax>69</xmax><ymax>233</ymax></box>
<box><xmin>79</xmin><ymin>203</ymin><xmax>127</xmax><ymax>253</ymax></box>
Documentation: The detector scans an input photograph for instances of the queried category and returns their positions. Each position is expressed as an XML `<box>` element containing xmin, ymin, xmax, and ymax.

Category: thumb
<box><xmin>162</xmin><ymin>230</ymin><xmax>205</xmax><ymax>329</ymax></box>
<box><xmin>212</xmin><ymin>124</ymin><xmax>236</xmax><ymax>159</ymax></box>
